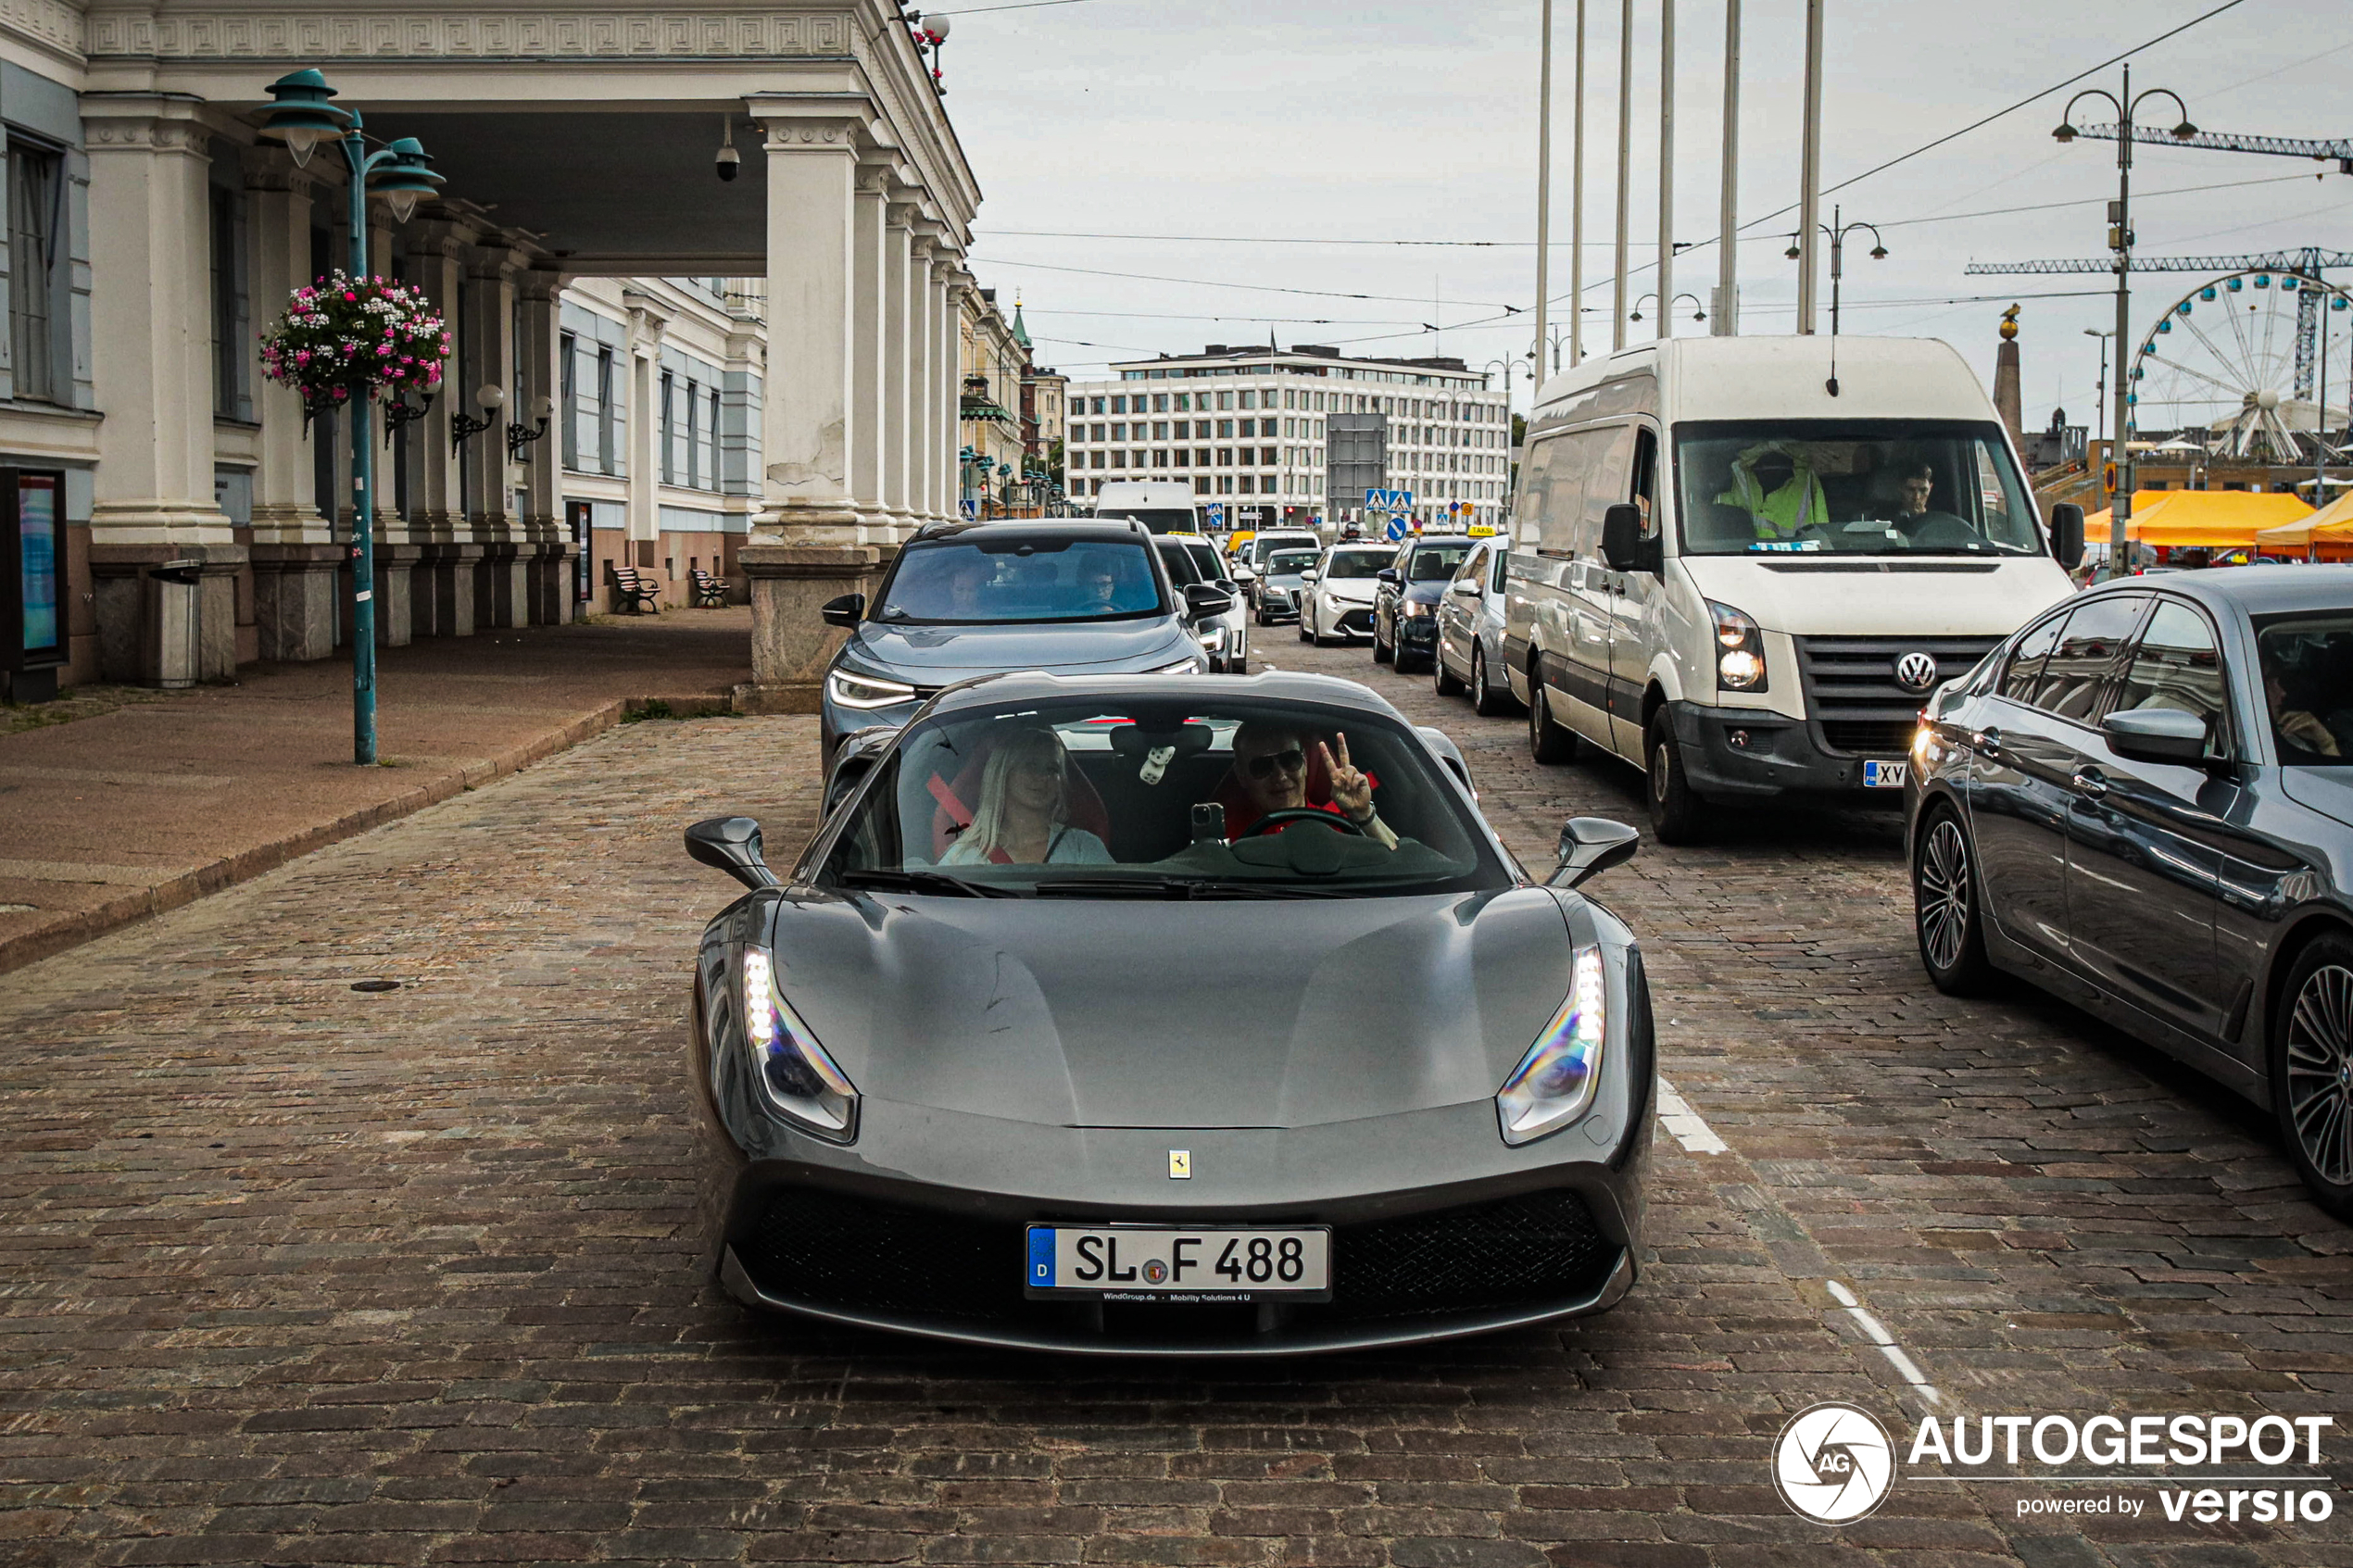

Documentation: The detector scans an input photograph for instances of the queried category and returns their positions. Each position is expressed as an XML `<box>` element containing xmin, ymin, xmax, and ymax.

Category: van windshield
<box><xmin>1673</xmin><ymin>420</ymin><xmax>2045</xmax><ymax>558</ymax></box>
<box><xmin>1097</xmin><ymin>508</ymin><xmax>1196</xmax><ymax>534</ymax></box>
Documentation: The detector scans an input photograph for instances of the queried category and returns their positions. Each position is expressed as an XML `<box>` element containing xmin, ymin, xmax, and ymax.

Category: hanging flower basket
<box><xmin>259</xmin><ymin>270</ymin><xmax>449</xmax><ymax>421</ymax></box>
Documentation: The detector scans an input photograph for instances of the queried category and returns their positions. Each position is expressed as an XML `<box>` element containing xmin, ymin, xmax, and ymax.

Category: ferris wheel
<box><xmin>2128</xmin><ymin>268</ymin><xmax>2353</xmax><ymax>463</ymax></box>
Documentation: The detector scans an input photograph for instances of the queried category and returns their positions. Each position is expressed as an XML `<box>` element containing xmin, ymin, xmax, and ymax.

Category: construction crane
<box><xmin>2067</xmin><ymin>122</ymin><xmax>2353</xmax><ymax>174</ymax></box>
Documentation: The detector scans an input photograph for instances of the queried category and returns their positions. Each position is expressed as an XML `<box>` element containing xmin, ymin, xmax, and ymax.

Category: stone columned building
<box><xmin>1</xmin><ymin>0</ymin><xmax>975</xmax><ymax>706</ymax></box>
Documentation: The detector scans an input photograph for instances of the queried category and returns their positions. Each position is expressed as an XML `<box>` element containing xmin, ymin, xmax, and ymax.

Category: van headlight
<box><xmin>1708</xmin><ymin>601</ymin><xmax>1768</xmax><ymax>693</ymax></box>
<box><xmin>1496</xmin><ymin>946</ymin><xmax>1607</xmax><ymax>1145</ymax></box>
<box><xmin>740</xmin><ymin>947</ymin><xmax>859</xmax><ymax>1141</ymax></box>
<box><xmin>825</xmin><ymin>669</ymin><xmax>918</xmax><ymax>709</ymax></box>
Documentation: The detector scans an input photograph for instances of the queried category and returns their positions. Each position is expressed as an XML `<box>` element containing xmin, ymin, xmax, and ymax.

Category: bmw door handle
<box><xmin>2070</xmin><ymin>766</ymin><xmax>2109</xmax><ymax>799</ymax></box>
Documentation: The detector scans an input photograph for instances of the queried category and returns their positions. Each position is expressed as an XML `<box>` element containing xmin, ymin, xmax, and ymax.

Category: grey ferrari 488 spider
<box><xmin>686</xmin><ymin>670</ymin><xmax>1655</xmax><ymax>1355</ymax></box>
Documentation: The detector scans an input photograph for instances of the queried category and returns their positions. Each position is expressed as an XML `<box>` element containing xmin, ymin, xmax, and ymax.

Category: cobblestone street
<box><xmin>5</xmin><ymin>640</ymin><xmax>2352</xmax><ymax>1565</ymax></box>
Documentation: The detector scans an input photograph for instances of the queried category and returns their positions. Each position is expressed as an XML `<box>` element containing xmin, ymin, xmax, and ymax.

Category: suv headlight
<box><xmin>740</xmin><ymin>947</ymin><xmax>859</xmax><ymax>1141</ymax></box>
<box><xmin>1496</xmin><ymin>946</ymin><xmax>1606</xmax><ymax>1146</ymax></box>
<box><xmin>826</xmin><ymin>669</ymin><xmax>918</xmax><ymax>709</ymax></box>
<box><xmin>1707</xmin><ymin>601</ymin><xmax>1768</xmax><ymax>693</ymax></box>
<box><xmin>1151</xmin><ymin>655</ymin><xmax>1203</xmax><ymax>674</ymax></box>
<box><xmin>1403</xmin><ymin>599</ymin><xmax>1434</xmax><ymax>619</ymax></box>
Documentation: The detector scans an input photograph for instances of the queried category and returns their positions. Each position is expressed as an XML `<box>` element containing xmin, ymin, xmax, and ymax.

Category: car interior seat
<box><xmin>926</xmin><ymin>737</ymin><xmax>1114</xmax><ymax>861</ymax></box>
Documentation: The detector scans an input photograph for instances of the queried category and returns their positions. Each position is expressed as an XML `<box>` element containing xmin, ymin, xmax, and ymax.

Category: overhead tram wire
<box><xmin>957</xmin><ymin>256</ymin><xmax>1519</xmax><ymax>310</ymax></box>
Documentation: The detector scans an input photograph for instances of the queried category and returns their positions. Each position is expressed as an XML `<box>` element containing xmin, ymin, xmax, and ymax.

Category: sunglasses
<box><xmin>1242</xmin><ymin>747</ymin><xmax>1307</xmax><ymax>781</ymax></box>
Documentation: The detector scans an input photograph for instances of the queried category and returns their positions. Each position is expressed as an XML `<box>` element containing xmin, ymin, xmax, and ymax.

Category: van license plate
<box><xmin>1025</xmin><ymin>1225</ymin><xmax>1331</xmax><ymax>1301</ymax></box>
<box><xmin>1863</xmin><ymin>760</ymin><xmax>1908</xmax><ymax>789</ymax></box>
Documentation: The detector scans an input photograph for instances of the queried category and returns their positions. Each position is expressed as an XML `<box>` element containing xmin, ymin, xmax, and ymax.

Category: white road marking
<box><xmin>1828</xmin><ymin>1278</ymin><xmax>1943</xmax><ymax>1406</ymax></box>
<box><xmin>1655</xmin><ymin>1079</ymin><xmax>1729</xmax><ymax>1155</ymax></box>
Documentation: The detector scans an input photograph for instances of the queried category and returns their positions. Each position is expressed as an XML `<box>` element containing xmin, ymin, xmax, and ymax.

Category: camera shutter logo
<box><xmin>1894</xmin><ymin>651</ymin><xmax>1941</xmax><ymax>694</ymax></box>
<box><xmin>1772</xmin><ymin>1401</ymin><xmax>1896</xmax><ymax>1524</ymax></box>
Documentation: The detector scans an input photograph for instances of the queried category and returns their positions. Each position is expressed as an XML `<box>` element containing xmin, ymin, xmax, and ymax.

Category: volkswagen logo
<box><xmin>1894</xmin><ymin>651</ymin><xmax>1941</xmax><ymax>694</ymax></box>
<box><xmin>1771</xmin><ymin>1401</ymin><xmax>1896</xmax><ymax>1524</ymax></box>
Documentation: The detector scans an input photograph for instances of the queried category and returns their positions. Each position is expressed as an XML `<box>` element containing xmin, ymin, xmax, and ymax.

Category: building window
<box><xmin>706</xmin><ymin>387</ymin><xmax>721</xmax><ymax>491</ymax></box>
<box><xmin>1171</xmin><ymin>448</ymin><xmax>1188</xmax><ymax>469</ymax></box>
<box><xmin>1151</xmin><ymin>449</ymin><xmax>1166</xmax><ymax>468</ymax></box>
<box><xmin>1218</xmin><ymin>476</ymin><xmax>1234</xmax><ymax>494</ymax></box>
<box><xmin>1217</xmin><ymin>420</ymin><xmax>1234</xmax><ymax>439</ymax></box>
<box><xmin>1111</xmin><ymin>422</ymin><xmax>1126</xmax><ymax>441</ymax></box>
<box><xmin>659</xmin><ymin>370</ymin><xmax>675</xmax><ymax>484</ymax></box>
<box><xmin>1111</xmin><ymin>395</ymin><xmax>1126</xmax><ymax>414</ymax></box>
<box><xmin>208</xmin><ymin>181</ymin><xmax>250</xmax><ymax>419</ymax></box>
<box><xmin>1239</xmin><ymin>390</ymin><xmax>1255</xmax><ymax>410</ymax></box>
<box><xmin>560</xmin><ymin>332</ymin><xmax>579</xmax><ymax>468</ymax></box>
<box><xmin>1111</xmin><ymin>451</ymin><xmax>1126</xmax><ymax>469</ymax></box>
<box><xmin>1175</xmin><ymin>394</ymin><xmax>1190</xmax><ymax>412</ymax></box>
<box><xmin>1151</xmin><ymin>420</ymin><xmax>1168</xmax><ymax>440</ymax></box>
<box><xmin>7</xmin><ymin>141</ymin><xmax>62</xmax><ymax>405</ymax></box>
<box><xmin>596</xmin><ymin>346</ymin><xmax>618</xmax><ymax>475</ymax></box>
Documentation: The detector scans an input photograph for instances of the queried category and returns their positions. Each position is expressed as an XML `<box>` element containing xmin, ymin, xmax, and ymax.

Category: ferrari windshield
<box><xmin>875</xmin><ymin>534</ymin><xmax>1166</xmax><ymax>624</ymax></box>
<box><xmin>1674</xmin><ymin>420</ymin><xmax>2045</xmax><ymax>557</ymax></box>
<box><xmin>819</xmin><ymin>696</ymin><xmax>1506</xmax><ymax>897</ymax></box>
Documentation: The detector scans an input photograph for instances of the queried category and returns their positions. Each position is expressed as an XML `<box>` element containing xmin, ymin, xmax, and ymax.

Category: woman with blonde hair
<box><xmin>938</xmin><ymin>727</ymin><xmax>1114</xmax><ymax>866</ymax></box>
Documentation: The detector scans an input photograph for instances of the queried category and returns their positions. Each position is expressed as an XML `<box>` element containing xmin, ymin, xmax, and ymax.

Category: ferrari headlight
<box><xmin>1708</xmin><ymin>601</ymin><xmax>1768</xmax><ymax>693</ymax></box>
<box><xmin>825</xmin><ymin>669</ymin><xmax>918</xmax><ymax>710</ymax></box>
<box><xmin>740</xmin><ymin>947</ymin><xmax>859</xmax><ymax>1141</ymax></box>
<box><xmin>1495</xmin><ymin>946</ymin><xmax>1606</xmax><ymax>1146</ymax></box>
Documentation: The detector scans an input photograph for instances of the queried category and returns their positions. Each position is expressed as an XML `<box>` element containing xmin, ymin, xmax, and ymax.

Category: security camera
<box><xmin>715</xmin><ymin>118</ymin><xmax>740</xmax><ymax>182</ymax></box>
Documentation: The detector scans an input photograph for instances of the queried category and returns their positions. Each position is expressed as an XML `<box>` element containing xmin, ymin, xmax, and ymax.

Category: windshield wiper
<box><xmin>1032</xmin><ymin>876</ymin><xmax>1344</xmax><ymax>899</ymax></box>
<box><xmin>837</xmin><ymin>868</ymin><xmax>1016</xmax><ymax>898</ymax></box>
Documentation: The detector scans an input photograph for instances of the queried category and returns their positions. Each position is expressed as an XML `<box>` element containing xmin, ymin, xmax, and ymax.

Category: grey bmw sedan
<box><xmin>1907</xmin><ymin>567</ymin><xmax>2353</xmax><ymax>1213</ymax></box>
<box><xmin>686</xmin><ymin>671</ymin><xmax>1655</xmax><ymax>1354</ymax></box>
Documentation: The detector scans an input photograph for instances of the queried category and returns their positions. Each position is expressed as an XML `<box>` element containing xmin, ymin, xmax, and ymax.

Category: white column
<box><xmin>625</xmin><ymin>302</ymin><xmax>661</xmax><ymax>554</ymax></box>
<box><xmin>83</xmin><ymin>100</ymin><xmax>237</xmax><ymax>685</ymax></box>
<box><xmin>750</xmin><ymin>107</ymin><xmax>863</xmax><ymax>539</ymax></box>
<box><xmin>515</xmin><ymin>274</ymin><xmax>563</xmax><ymax>624</ymax></box>
<box><xmin>242</xmin><ymin>147</ymin><xmax>337</xmax><ymax>662</ymax></box>
<box><xmin>882</xmin><ymin>200</ymin><xmax>917</xmax><ymax>533</ymax></box>
<box><xmin>849</xmin><ymin>162</ymin><xmax>890</xmax><ymax>541</ymax></box>
<box><xmin>933</xmin><ymin>257</ymin><xmax>961</xmax><ymax>519</ymax></box>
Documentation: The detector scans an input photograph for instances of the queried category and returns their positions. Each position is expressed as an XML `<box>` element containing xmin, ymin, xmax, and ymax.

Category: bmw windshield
<box><xmin>820</xmin><ymin>696</ymin><xmax>1507</xmax><ymax>897</ymax></box>
<box><xmin>1674</xmin><ymin>420</ymin><xmax>2045</xmax><ymax>557</ymax></box>
<box><xmin>875</xmin><ymin>535</ymin><xmax>1167</xmax><ymax>624</ymax></box>
<box><xmin>1405</xmin><ymin>543</ymin><xmax>1472</xmax><ymax>581</ymax></box>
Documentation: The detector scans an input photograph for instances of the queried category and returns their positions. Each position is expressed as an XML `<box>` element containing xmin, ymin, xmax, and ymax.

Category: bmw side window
<box><xmin>2032</xmin><ymin>594</ymin><xmax>2149</xmax><ymax>723</ymax></box>
<box><xmin>2111</xmin><ymin>599</ymin><xmax>2232</xmax><ymax>759</ymax></box>
<box><xmin>1491</xmin><ymin>546</ymin><xmax>1510</xmax><ymax>594</ymax></box>
<box><xmin>1997</xmin><ymin>611</ymin><xmax>2068</xmax><ymax>704</ymax></box>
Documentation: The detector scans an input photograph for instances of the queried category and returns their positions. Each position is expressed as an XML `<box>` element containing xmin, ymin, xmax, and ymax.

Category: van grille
<box><xmin>1795</xmin><ymin>636</ymin><xmax>2000</xmax><ymax>757</ymax></box>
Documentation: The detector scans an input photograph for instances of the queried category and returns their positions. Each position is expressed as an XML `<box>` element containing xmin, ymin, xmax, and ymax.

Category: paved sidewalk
<box><xmin>0</xmin><ymin>608</ymin><xmax>751</xmax><ymax>976</ymax></box>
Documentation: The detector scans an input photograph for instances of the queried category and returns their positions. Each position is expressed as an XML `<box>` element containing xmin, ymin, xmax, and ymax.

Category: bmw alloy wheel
<box><xmin>2285</xmin><ymin>961</ymin><xmax>2353</xmax><ymax>1188</ymax></box>
<box><xmin>1916</xmin><ymin>819</ymin><xmax>1972</xmax><ymax>973</ymax></box>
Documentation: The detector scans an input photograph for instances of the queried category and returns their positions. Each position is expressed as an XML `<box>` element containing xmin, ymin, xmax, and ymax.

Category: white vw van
<box><xmin>1503</xmin><ymin>336</ymin><xmax>2084</xmax><ymax>841</ymax></box>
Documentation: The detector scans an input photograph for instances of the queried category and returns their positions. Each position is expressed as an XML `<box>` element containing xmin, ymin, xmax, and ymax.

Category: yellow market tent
<box><xmin>2254</xmin><ymin>486</ymin><xmax>2353</xmax><ymax>552</ymax></box>
<box><xmin>2083</xmin><ymin>489</ymin><xmax>2313</xmax><ymax>548</ymax></box>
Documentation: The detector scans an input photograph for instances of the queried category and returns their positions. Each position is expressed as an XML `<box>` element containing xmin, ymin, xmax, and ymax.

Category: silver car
<box><xmin>1155</xmin><ymin>533</ymin><xmax>1250</xmax><ymax>673</ymax></box>
<box><xmin>1433</xmin><ymin>536</ymin><xmax>1521</xmax><ymax>717</ymax></box>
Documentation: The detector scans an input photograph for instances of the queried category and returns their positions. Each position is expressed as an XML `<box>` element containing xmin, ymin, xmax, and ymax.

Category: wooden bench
<box><xmin>608</xmin><ymin>564</ymin><xmax>663</xmax><ymax>614</ymax></box>
<box><xmin>688</xmin><ymin>567</ymin><xmax>729</xmax><ymax>608</ymax></box>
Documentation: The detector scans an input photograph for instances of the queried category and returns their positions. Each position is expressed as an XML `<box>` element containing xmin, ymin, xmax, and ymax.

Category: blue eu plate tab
<box><xmin>1026</xmin><ymin>1227</ymin><xmax>1055</xmax><ymax>1287</ymax></box>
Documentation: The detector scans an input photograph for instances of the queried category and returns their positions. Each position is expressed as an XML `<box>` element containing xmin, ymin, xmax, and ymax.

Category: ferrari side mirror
<box><xmin>1549</xmin><ymin>816</ymin><xmax>1641</xmax><ymax>888</ymax></box>
<box><xmin>685</xmin><ymin>816</ymin><xmax>779</xmax><ymax>890</ymax></box>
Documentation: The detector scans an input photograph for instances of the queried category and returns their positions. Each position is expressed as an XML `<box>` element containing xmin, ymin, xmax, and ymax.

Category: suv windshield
<box><xmin>875</xmin><ymin>535</ymin><xmax>1165</xmax><ymax>624</ymax></box>
<box><xmin>1674</xmin><ymin>420</ymin><xmax>2045</xmax><ymax>557</ymax></box>
<box><xmin>1324</xmin><ymin>548</ymin><xmax>1391</xmax><ymax>580</ymax></box>
<box><xmin>1250</xmin><ymin>534</ymin><xmax>1316</xmax><ymax>566</ymax></box>
<box><xmin>1265</xmin><ymin>549</ymin><xmax>1319</xmax><ymax>575</ymax></box>
<box><xmin>2256</xmin><ymin>613</ymin><xmax>2353</xmax><ymax>766</ymax></box>
<box><xmin>820</xmin><ymin>695</ymin><xmax>1505</xmax><ymax>897</ymax></box>
<box><xmin>1406</xmin><ymin>543</ymin><xmax>1472</xmax><ymax>581</ymax></box>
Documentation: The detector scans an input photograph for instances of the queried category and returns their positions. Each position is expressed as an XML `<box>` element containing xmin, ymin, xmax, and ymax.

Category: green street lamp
<box><xmin>254</xmin><ymin>69</ymin><xmax>445</xmax><ymax>765</ymax></box>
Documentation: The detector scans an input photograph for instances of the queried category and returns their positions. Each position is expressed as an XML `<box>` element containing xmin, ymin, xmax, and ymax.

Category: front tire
<box><xmin>1913</xmin><ymin>806</ymin><xmax>1992</xmax><ymax>996</ymax></box>
<box><xmin>1471</xmin><ymin>646</ymin><xmax>1512</xmax><ymax>717</ymax></box>
<box><xmin>2271</xmin><ymin>934</ymin><xmax>2353</xmax><ymax>1220</ymax></box>
<box><xmin>1434</xmin><ymin>640</ymin><xmax>1466</xmax><ymax>696</ymax></box>
<box><xmin>1527</xmin><ymin>667</ymin><xmax>1578</xmax><ymax>763</ymax></box>
<box><xmin>1644</xmin><ymin>710</ymin><xmax>1708</xmax><ymax>845</ymax></box>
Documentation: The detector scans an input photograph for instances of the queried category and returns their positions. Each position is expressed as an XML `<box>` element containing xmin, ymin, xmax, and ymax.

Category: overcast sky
<box><xmin>939</xmin><ymin>0</ymin><xmax>2352</xmax><ymax>427</ymax></box>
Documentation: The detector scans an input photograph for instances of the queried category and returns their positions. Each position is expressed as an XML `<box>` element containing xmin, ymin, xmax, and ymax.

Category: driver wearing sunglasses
<box><xmin>1223</xmin><ymin>721</ymin><xmax>1399</xmax><ymax>850</ymax></box>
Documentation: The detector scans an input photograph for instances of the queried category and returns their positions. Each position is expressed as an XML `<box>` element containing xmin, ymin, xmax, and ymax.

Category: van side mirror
<box><xmin>1549</xmin><ymin>816</ymin><xmax>1641</xmax><ymax>888</ymax></box>
<box><xmin>2049</xmin><ymin>503</ymin><xmax>2085</xmax><ymax>571</ymax></box>
<box><xmin>2102</xmin><ymin>708</ymin><xmax>2207</xmax><ymax>766</ymax></box>
<box><xmin>1601</xmin><ymin>504</ymin><xmax>1656</xmax><ymax>574</ymax></box>
<box><xmin>821</xmin><ymin>593</ymin><xmax>864</xmax><ymax>628</ymax></box>
<box><xmin>685</xmin><ymin>817</ymin><xmax>779</xmax><ymax>890</ymax></box>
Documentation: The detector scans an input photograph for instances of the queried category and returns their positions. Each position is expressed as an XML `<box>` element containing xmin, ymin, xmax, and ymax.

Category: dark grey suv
<box><xmin>819</xmin><ymin>521</ymin><xmax>1230</xmax><ymax>768</ymax></box>
<box><xmin>1907</xmin><ymin>567</ymin><xmax>2353</xmax><ymax>1212</ymax></box>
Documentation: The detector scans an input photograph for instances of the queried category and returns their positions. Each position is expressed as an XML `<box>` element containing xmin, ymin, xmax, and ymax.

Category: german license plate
<box><xmin>1863</xmin><ymin>759</ymin><xmax>1908</xmax><ymax>789</ymax></box>
<box><xmin>1025</xmin><ymin>1224</ymin><xmax>1332</xmax><ymax>1302</ymax></box>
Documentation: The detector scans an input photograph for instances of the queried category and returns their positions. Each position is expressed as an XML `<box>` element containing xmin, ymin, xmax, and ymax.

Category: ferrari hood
<box><xmin>767</xmin><ymin>889</ymin><xmax>1577</xmax><ymax>1130</ymax></box>
<box><xmin>847</xmin><ymin>617</ymin><xmax>1193</xmax><ymax>676</ymax></box>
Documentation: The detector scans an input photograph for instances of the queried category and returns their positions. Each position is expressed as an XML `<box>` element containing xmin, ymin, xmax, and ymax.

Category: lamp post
<box><xmin>2054</xmin><ymin>64</ymin><xmax>2196</xmax><ymax>577</ymax></box>
<box><xmin>912</xmin><ymin>11</ymin><xmax>951</xmax><ymax>90</ymax></box>
<box><xmin>2082</xmin><ymin>328</ymin><xmax>2114</xmax><ymax>452</ymax></box>
<box><xmin>1527</xmin><ymin>322</ymin><xmax>1571</xmax><ymax>377</ymax></box>
<box><xmin>254</xmin><ymin>68</ymin><xmax>443</xmax><ymax>766</ymax></box>
<box><xmin>1629</xmin><ymin>293</ymin><xmax>1705</xmax><ymax>329</ymax></box>
<box><xmin>1783</xmin><ymin>205</ymin><xmax>1885</xmax><ymax>340</ymax></box>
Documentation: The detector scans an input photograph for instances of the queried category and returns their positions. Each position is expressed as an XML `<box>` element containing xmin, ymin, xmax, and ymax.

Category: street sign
<box><xmin>1205</xmin><ymin>502</ymin><xmax>1227</xmax><ymax>527</ymax></box>
<box><xmin>959</xmin><ymin>498</ymin><xmax>976</xmax><ymax>521</ymax></box>
<box><xmin>1365</xmin><ymin>488</ymin><xmax>1415</xmax><ymax>512</ymax></box>
<box><xmin>1385</xmin><ymin>514</ymin><xmax>1408</xmax><ymax>541</ymax></box>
